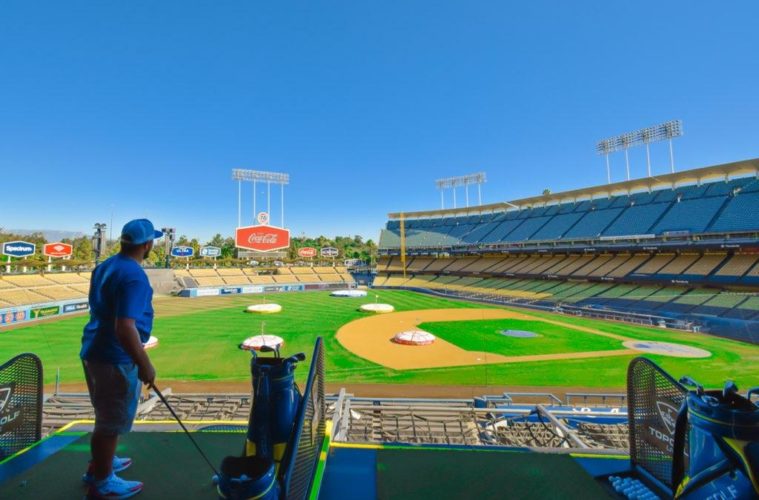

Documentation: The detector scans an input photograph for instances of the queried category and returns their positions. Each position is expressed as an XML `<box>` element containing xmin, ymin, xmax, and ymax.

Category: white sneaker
<box><xmin>87</xmin><ymin>473</ymin><xmax>143</xmax><ymax>499</ymax></box>
<box><xmin>82</xmin><ymin>456</ymin><xmax>133</xmax><ymax>484</ymax></box>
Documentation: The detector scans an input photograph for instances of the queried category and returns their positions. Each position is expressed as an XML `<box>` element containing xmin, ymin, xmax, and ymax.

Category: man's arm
<box><xmin>115</xmin><ymin>318</ymin><xmax>155</xmax><ymax>386</ymax></box>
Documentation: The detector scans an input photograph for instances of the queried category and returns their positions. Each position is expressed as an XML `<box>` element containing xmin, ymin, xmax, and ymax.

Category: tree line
<box><xmin>0</xmin><ymin>229</ymin><xmax>377</xmax><ymax>271</ymax></box>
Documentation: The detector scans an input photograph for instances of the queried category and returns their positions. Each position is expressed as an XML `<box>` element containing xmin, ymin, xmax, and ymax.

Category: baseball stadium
<box><xmin>2</xmin><ymin>4</ymin><xmax>759</xmax><ymax>499</ymax></box>
<box><xmin>1</xmin><ymin>155</ymin><xmax>759</xmax><ymax>499</ymax></box>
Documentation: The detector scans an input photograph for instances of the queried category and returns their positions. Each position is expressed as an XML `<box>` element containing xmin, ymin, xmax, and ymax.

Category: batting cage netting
<box><xmin>280</xmin><ymin>337</ymin><xmax>326</xmax><ymax>500</ymax></box>
<box><xmin>0</xmin><ymin>353</ymin><xmax>43</xmax><ymax>460</ymax></box>
<box><xmin>627</xmin><ymin>357</ymin><xmax>687</xmax><ymax>492</ymax></box>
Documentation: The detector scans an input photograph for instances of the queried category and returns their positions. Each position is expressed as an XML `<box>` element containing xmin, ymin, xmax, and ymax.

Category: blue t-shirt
<box><xmin>80</xmin><ymin>254</ymin><xmax>154</xmax><ymax>364</ymax></box>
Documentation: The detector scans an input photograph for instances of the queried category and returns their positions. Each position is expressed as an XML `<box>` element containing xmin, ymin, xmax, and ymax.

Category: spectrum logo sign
<box><xmin>2</xmin><ymin>241</ymin><xmax>36</xmax><ymax>258</ymax></box>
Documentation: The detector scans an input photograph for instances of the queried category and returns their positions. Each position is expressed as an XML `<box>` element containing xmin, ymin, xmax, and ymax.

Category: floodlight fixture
<box><xmin>435</xmin><ymin>172</ymin><xmax>487</xmax><ymax>209</ymax></box>
<box><xmin>232</xmin><ymin>169</ymin><xmax>290</xmax><ymax>185</ymax></box>
<box><xmin>596</xmin><ymin>119</ymin><xmax>683</xmax><ymax>182</ymax></box>
<box><xmin>231</xmin><ymin>169</ymin><xmax>291</xmax><ymax>228</ymax></box>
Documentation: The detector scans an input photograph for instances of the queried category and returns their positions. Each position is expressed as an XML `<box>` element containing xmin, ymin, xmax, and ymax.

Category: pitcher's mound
<box><xmin>500</xmin><ymin>330</ymin><xmax>539</xmax><ymax>338</ymax></box>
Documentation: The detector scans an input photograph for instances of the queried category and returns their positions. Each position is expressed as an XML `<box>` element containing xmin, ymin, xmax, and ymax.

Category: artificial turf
<box><xmin>1</xmin><ymin>290</ymin><xmax>757</xmax><ymax>390</ymax></box>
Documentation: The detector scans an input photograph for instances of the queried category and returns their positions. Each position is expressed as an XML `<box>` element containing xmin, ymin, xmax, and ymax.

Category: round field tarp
<box><xmin>245</xmin><ymin>303</ymin><xmax>283</xmax><ymax>314</ymax></box>
<box><xmin>240</xmin><ymin>335</ymin><xmax>285</xmax><ymax>351</ymax></box>
<box><xmin>331</xmin><ymin>289</ymin><xmax>367</xmax><ymax>298</ymax></box>
<box><xmin>360</xmin><ymin>303</ymin><xmax>395</xmax><ymax>313</ymax></box>
<box><xmin>392</xmin><ymin>330</ymin><xmax>436</xmax><ymax>346</ymax></box>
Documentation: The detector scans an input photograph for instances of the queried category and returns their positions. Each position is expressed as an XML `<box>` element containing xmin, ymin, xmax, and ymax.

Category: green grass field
<box><xmin>2</xmin><ymin>289</ymin><xmax>757</xmax><ymax>390</ymax></box>
<box><xmin>418</xmin><ymin>319</ymin><xmax>623</xmax><ymax>356</ymax></box>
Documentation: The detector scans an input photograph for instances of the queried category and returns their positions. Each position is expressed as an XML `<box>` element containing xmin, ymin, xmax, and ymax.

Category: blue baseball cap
<box><xmin>120</xmin><ymin>219</ymin><xmax>163</xmax><ymax>245</ymax></box>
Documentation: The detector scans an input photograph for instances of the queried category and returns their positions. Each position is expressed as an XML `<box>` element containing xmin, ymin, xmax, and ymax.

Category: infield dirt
<box><xmin>336</xmin><ymin>308</ymin><xmax>637</xmax><ymax>370</ymax></box>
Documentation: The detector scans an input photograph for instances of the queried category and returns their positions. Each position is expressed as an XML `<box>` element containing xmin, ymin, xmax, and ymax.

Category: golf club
<box><xmin>150</xmin><ymin>383</ymin><xmax>220</xmax><ymax>477</ymax></box>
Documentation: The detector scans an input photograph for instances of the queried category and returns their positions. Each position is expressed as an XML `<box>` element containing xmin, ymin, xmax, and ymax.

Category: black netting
<box><xmin>281</xmin><ymin>338</ymin><xmax>325</xmax><ymax>500</ymax></box>
<box><xmin>627</xmin><ymin>357</ymin><xmax>687</xmax><ymax>490</ymax></box>
<box><xmin>0</xmin><ymin>353</ymin><xmax>43</xmax><ymax>460</ymax></box>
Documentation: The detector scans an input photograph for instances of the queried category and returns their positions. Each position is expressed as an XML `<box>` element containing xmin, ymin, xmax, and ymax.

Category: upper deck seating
<box><xmin>708</xmin><ymin>192</ymin><xmax>759</xmax><ymax>233</ymax></box>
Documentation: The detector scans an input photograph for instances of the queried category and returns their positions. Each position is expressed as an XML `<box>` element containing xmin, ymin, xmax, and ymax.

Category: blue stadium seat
<box><xmin>461</xmin><ymin>222</ymin><xmax>501</xmax><ymax>243</ymax></box>
<box><xmin>573</xmin><ymin>200</ymin><xmax>593</xmax><ymax>212</ymax></box>
<box><xmin>480</xmin><ymin>219</ymin><xmax>524</xmax><ymax>242</ymax></box>
<box><xmin>602</xmin><ymin>203</ymin><xmax>669</xmax><ymax>236</ymax></box>
<box><xmin>543</xmin><ymin>204</ymin><xmax>561</xmax><ymax>216</ymax></box>
<box><xmin>563</xmin><ymin>208</ymin><xmax>624</xmax><ymax>239</ymax></box>
<box><xmin>653</xmin><ymin>197</ymin><xmax>726</xmax><ymax>234</ymax></box>
<box><xmin>739</xmin><ymin>178</ymin><xmax>759</xmax><ymax>193</ymax></box>
<box><xmin>629</xmin><ymin>191</ymin><xmax>657</xmax><ymax>205</ymax></box>
<box><xmin>530</xmin><ymin>212</ymin><xmax>584</xmax><ymax>240</ymax></box>
<box><xmin>653</xmin><ymin>189</ymin><xmax>678</xmax><ymax>203</ymax></box>
<box><xmin>680</xmin><ymin>184</ymin><xmax>711</xmax><ymax>200</ymax></box>
<box><xmin>705</xmin><ymin>177</ymin><xmax>751</xmax><ymax>196</ymax></box>
<box><xmin>590</xmin><ymin>197</ymin><xmax>615</xmax><ymax>210</ymax></box>
<box><xmin>610</xmin><ymin>195</ymin><xmax>632</xmax><ymax>209</ymax></box>
<box><xmin>708</xmin><ymin>192</ymin><xmax>759</xmax><ymax>232</ymax></box>
<box><xmin>502</xmin><ymin>216</ymin><xmax>552</xmax><ymax>241</ymax></box>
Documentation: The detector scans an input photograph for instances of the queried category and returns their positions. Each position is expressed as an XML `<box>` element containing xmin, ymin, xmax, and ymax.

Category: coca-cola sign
<box><xmin>235</xmin><ymin>225</ymin><xmax>290</xmax><ymax>252</ymax></box>
<box><xmin>297</xmin><ymin>247</ymin><xmax>317</xmax><ymax>258</ymax></box>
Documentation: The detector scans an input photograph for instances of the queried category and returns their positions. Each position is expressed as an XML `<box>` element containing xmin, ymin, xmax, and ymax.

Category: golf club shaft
<box><xmin>150</xmin><ymin>384</ymin><xmax>220</xmax><ymax>476</ymax></box>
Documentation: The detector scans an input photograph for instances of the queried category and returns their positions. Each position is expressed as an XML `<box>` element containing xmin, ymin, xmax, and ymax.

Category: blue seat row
<box><xmin>378</xmin><ymin>176</ymin><xmax>759</xmax><ymax>249</ymax></box>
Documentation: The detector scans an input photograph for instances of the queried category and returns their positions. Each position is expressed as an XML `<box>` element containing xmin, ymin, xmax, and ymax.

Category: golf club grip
<box><xmin>151</xmin><ymin>384</ymin><xmax>220</xmax><ymax>476</ymax></box>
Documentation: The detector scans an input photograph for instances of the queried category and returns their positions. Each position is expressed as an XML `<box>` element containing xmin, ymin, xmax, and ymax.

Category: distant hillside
<box><xmin>6</xmin><ymin>229</ymin><xmax>86</xmax><ymax>241</ymax></box>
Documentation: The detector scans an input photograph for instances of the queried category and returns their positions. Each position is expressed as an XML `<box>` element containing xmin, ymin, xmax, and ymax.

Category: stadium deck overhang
<box><xmin>388</xmin><ymin>157</ymin><xmax>759</xmax><ymax>219</ymax></box>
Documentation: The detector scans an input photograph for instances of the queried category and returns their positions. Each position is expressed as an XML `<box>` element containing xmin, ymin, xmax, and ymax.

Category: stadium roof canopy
<box><xmin>388</xmin><ymin>157</ymin><xmax>759</xmax><ymax>219</ymax></box>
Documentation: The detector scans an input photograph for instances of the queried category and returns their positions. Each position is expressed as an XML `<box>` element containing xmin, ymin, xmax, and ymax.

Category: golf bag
<box><xmin>217</xmin><ymin>347</ymin><xmax>305</xmax><ymax>500</ymax></box>
<box><xmin>672</xmin><ymin>378</ymin><xmax>759</xmax><ymax>499</ymax></box>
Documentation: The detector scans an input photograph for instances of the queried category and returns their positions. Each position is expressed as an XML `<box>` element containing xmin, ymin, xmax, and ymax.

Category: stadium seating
<box><xmin>708</xmin><ymin>192</ymin><xmax>759</xmax><ymax>233</ymax></box>
<box><xmin>0</xmin><ymin>272</ymin><xmax>93</xmax><ymax>308</ymax></box>
<box><xmin>378</xmin><ymin>175</ymin><xmax>759</xmax><ymax>251</ymax></box>
<box><xmin>715</xmin><ymin>255</ymin><xmax>758</xmax><ymax>276</ymax></box>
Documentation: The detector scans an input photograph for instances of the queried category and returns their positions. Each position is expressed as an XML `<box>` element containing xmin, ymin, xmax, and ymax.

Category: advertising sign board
<box><xmin>235</xmin><ymin>225</ymin><xmax>290</xmax><ymax>252</ymax></box>
<box><xmin>63</xmin><ymin>302</ymin><xmax>89</xmax><ymax>313</ymax></box>
<box><xmin>320</xmin><ymin>246</ymin><xmax>339</xmax><ymax>258</ymax></box>
<box><xmin>43</xmin><ymin>242</ymin><xmax>73</xmax><ymax>258</ymax></box>
<box><xmin>171</xmin><ymin>246</ymin><xmax>194</xmax><ymax>258</ymax></box>
<box><xmin>200</xmin><ymin>246</ymin><xmax>222</xmax><ymax>258</ymax></box>
<box><xmin>297</xmin><ymin>247</ymin><xmax>317</xmax><ymax>258</ymax></box>
<box><xmin>2</xmin><ymin>241</ymin><xmax>36</xmax><ymax>258</ymax></box>
<box><xmin>1</xmin><ymin>309</ymin><xmax>29</xmax><ymax>325</ymax></box>
<box><xmin>29</xmin><ymin>306</ymin><xmax>60</xmax><ymax>319</ymax></box>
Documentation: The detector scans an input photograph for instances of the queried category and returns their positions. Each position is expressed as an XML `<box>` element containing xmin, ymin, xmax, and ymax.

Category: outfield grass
<box><xmin>418</xmin><ymin>319</ymin><xmax>623</xmax><ymax>356</ymax></box>
<box><xmin>1</xmin><ymin>289</ymin><xmax>757</xmax><ymax>390</ymax></box>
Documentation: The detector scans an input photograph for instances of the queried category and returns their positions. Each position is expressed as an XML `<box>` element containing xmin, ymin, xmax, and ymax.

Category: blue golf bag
<box><xmin>217</xmin><ymin>346</ymin><xmax>305</xmax><ymax>500</ymax></box>
<box><xmin>672</xmin><ymin>378</ymin><xmax>759</xmax><ymax>499</ymax></box>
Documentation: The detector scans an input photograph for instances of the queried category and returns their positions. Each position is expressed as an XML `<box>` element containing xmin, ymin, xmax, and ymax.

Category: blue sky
<box><xmin>1</xmin><ymin>1</ymin><xmax>758</xmax><ymax>242</ymax></box>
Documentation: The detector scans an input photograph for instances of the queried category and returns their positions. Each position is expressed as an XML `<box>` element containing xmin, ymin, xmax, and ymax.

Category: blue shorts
<box><xmin>83</xmin><ymin>361</ymin><xmax>141</xmax><ymax>435</ymax></box>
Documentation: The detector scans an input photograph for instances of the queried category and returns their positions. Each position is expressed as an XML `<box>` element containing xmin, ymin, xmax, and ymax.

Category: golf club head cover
<box><xmin>217</xmin><ymin>455</ymin><xmax>279</xmax><ymax>500</ymax></box>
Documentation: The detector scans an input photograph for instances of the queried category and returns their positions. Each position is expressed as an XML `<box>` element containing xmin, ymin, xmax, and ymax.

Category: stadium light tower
<box><xmin>435</xmin><ymin>172</ymin><xmax>486</xmax><ymax>209</ymax></box>
<box><xmin>232</xmin><ymin>169</ymin><xmax>290</xmax><ymax>227</ymax></box>
<box><xmin>596</xmin><ymin>120</ymin><xmax>683</xmax><ymax>183</ymax></box>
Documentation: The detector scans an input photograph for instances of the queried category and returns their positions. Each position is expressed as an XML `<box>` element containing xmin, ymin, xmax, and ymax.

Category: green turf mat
<box><xmin>0</xmin><ymin>432</ymin><xmax>245</xmax><ymax>499</ymax></box>
<box><xmin>376</xmin><ymin>448</ymin><xmax>609</xmax><ymax>499</ymax></box>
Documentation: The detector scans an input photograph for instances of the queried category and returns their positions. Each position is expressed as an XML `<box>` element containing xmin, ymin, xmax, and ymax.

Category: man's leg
<box><xmin>90</xmin><ymin>431</ymin><xmax>118</xmax><ymax>480</ymax></box>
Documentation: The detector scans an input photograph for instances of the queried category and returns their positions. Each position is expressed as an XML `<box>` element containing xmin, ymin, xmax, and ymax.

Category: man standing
<box><xmin>80</xmin><ymin>219</ymin><xmax>162</xmax><ymax>499</ymax></box>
